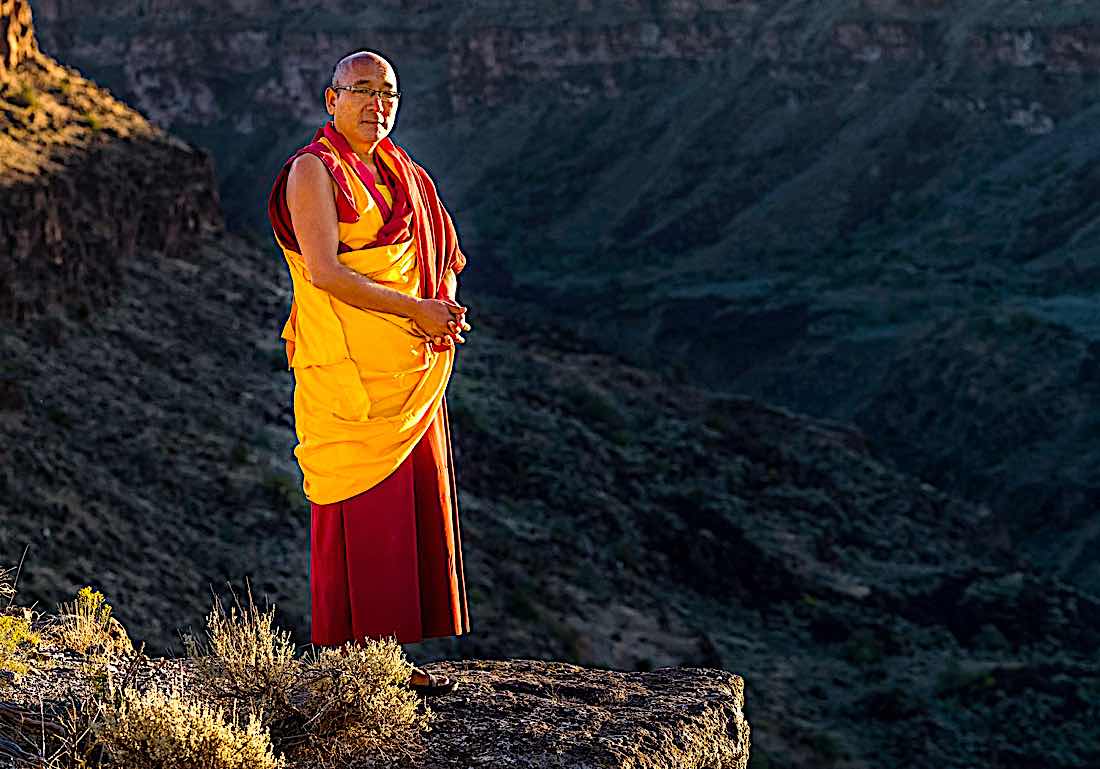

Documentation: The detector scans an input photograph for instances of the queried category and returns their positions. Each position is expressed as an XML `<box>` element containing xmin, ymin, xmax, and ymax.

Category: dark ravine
<box><xmin>3</xmin><ymin>3</ymin><xmax>1099</xmax><ymax>768</ymax></box>
<box><xmin>26</xmin><ymin>0</ymin><xmax>1100</xmax><ymax>598</ymax></box>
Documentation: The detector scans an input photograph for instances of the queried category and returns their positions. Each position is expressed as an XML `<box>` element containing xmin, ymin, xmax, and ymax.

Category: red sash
<box><xmin>268</xmin><ymin>121</ymin><xmax>466</xmax><ymax>305</ymax></box>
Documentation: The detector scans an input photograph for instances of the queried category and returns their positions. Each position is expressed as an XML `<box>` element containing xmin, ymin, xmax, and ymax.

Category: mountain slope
<box><xmin>3</xmin><ymin>3</ymin><xmax>1099</xmax><ymax>767</ymax></box>
<box><xmin>6</xmin><ymin>237</ymin><xmax>1100</xmax><ymax>766</ymax></box>
<box><xmin>29</xmin><ymin>0</ymin><xmax>1100</xmax><ymax>597</ymax></box>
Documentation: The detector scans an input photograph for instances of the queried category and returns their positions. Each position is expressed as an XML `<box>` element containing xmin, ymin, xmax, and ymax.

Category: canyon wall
<box><xmin>0</xmin><ymin>0</ymin><xmax>222</xmax><ymax>325</ymax></box>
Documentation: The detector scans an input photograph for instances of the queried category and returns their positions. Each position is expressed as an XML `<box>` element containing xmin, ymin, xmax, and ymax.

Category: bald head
<box><xmin>325</xmin><ymin>50</ymin><xmax>401</xmax><ymax>151</ymax></box>
<box><xmin>331</xmin><ymin>51</ymin><xmax>396</xmax><ymax>88</ymax></box>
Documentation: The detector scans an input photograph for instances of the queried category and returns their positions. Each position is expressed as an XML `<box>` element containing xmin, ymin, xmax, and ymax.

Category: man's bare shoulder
<box><xmin>288</xmin><ymin>152</ymin><xmax>328</xmax><ymax>183</ymax></box>
<box><xmin>287</xmin><ymin>153</ymin><xmax>336</xmax><ymax>208</ymax></box>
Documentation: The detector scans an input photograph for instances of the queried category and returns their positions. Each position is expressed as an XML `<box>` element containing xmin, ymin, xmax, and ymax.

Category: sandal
<box><xmin>408</xmin><ymin>665</ymin><xmax>459</xmax><ymax>696</ymax></box>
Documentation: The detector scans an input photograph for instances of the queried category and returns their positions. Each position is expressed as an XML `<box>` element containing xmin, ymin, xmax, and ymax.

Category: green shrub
<box><xmin>566</xmin><ymin>379</ymin><xmax>628</xmax><ymax>431</ymax></box>
<box><xmin>229</xmin><ymin>440</ymin><xmax>250</xmax><ymax>466</ymax></box>
<box><xmin>808</xmin><ymin>730</ymin><xmax>844</xmax><ymax>764</ymax></box>
<box><xmin>0</xmin><ymin>613</ymin><xmax>40</xmax><ymax>678</ymax></box>
<box><xmin>9</xmin><ymin>82</ymin><xmax>38</xmax><ymax>109</ymax></box>
<box><xmin>83</xmin><ymin>110</ymin><xmax>102</xmax><ymax>132</ymax></box>
<box><xmin>261</xmin><ymin>471</ymin><xmax>304</xmax><ymax>509</ymax></box>
<box><xmin>844</xmin><ymin>628</ymin><xmax>883</xmax><ymax>666</ymax></box>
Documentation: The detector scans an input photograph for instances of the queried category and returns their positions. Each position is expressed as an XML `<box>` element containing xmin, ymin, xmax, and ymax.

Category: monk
<box><xmin>267</xmin><ymin>50</ymin><xmax>471</xmax><ymax>696</ymax></box>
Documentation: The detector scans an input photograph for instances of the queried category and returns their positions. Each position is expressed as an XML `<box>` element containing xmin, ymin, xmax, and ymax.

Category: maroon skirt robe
<box><xmin>309</xmin><ymin>399</ymin><xmax>470</xmax><ymax>646</ymax></box>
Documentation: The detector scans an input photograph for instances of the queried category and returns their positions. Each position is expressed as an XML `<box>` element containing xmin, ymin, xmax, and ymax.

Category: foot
<box><xmin>408</xmin><ymin>665</ymin><xmax>459</xmax><ymax>695</ymax></box>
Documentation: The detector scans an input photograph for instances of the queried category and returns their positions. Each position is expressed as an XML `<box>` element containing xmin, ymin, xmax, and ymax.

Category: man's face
<box><xmin>325</xmin><ymin>55</ymin><xmax>400</xmax><ymax>148</ymax></box>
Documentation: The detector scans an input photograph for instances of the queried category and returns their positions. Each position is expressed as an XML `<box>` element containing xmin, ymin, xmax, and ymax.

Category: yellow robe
<box><xmin>276</xmin><ymin>139</ymin><xmax>455</xmax><ymax>504</ymax></box>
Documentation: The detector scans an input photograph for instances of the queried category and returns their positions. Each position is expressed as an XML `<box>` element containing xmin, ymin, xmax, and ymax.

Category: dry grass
<box><xmin>50</xmin><ymin>587</ymin><xmax>132</xmax><ymax>659</ymax></box>
<box><xmin>1</xmin><ymin>653</ymin><xmax>137</xmax><ymax>768</ymax></box>
<box><xmin>94</xmin><ymin>683</ymin><xmax>284</xmax><ymax>769</ymax></box>
<box><xmin>4</xmin><ymin>650</ymin><xmax>281</xmax><ymax>769</ymax></box>
<box><xmin>0</xmin><ymin>571</ymin><xmax>435</xmax><ymax>768</ymax></box>
<box><xmin>0</xmin><ymin>566</ymin><xmax>15</xmax><ymax>606</ymax></box>
<box><xmin>182</xmin><ymin>583</ymin><xmax>435</xmax><ymax>767</ymax></box>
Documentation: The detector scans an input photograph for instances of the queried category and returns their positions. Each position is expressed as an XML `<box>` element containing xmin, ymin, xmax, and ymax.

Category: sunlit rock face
<box><xmin>0</xmin><ymin>0</ymin><xmax>222</xmax><ymax>325</ymax></box>
<box><xmin>1</xmin><ymin>0</ymin><xmax>38</xmax><ymax>71</ymax></box>
<box><xmin>26</xmin><ymin>0</ymin><xmax>1100</xmax><ymax>229</ymax></box>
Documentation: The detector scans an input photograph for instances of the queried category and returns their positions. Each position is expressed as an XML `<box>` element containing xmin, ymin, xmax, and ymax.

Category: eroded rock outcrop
<box><xmin>0</xmin><ymin>0</ymin><xmax>221</xmax><ymax>325</ymax></box>
<box><xmin>342</xmin><ymin>659</ymin><xmax>750</xmax><ymax>768</ymax></box>
<box><xmin>3</xmin><ymin>652</ymin><xmax>751</xmax><ymax>768</ymax></box>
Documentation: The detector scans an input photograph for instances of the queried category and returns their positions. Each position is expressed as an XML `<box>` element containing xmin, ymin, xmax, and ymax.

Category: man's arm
<box><xmin>286</xmin><ymin>153</ymin><xmax>421</xmax><ymax>319</ymax></box>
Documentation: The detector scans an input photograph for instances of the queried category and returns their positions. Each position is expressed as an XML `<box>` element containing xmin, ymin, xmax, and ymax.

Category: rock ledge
<box><xmin>417</xmin><ymin>658</ymin><xmax>750</xmax><ymax>769</ymax></box>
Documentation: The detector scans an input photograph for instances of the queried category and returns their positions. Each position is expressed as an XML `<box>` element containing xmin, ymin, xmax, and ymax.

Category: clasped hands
<box><xmin>412</xmin><ymin>297</ymin><xmax>471</xmax><ymax>348</ymax></box>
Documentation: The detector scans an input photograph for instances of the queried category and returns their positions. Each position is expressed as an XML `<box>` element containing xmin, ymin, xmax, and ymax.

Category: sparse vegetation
<box><xmin>260</xmin><ymin>470</ymin><xmax>304</xmax><ymax>509</ymax></box>
<box><xmin>506</xmin><ymin>586</ymin><xmax>540</xmax><ymax>621</ymax></box>
<box><xmin>45</xmin><ymin>405</ymin><xmax>72</xmax><ymax>427</ymax></box>
<box><xmin>182</xmin><ymin>587</ymin><xmax>298</xmax><ymax>716</ymax></box>
<box><xmin>95</xmin><ymin>683</ymin><xmax>284</xmax><ymax>769</ymax></box>
<box><xmin>844</xmin><ymin>628</ymin><xmax>883</xmax><ymax>666</ymax></box>
<box><xmin>8</xmin><ymin>81</ymin><xmax>38</xmax><ymax>109</ymax></box>
<box><xmin>229</xmin><ymin>440</ymin><xmax>250</xmax><ymax>465</ymax></box>
<box><xmin>0</xmin><ymin>613</ymin><xmax>40</xmax><ymax>678</ymax></box>
<box><xmin>566</xmin><ymin>378</ymin><xmax>629</xmax><ymax>431</ymax></box>
<box><xmin>52</xmin><ymin>586</ymin><xmax>131</xmax><ymax>659</ymax></box>
<box><xmin>83</xmin><ymin>110</ymin><xmax>102</xmax><ymax>133</ymax></box>
<box><xmin>0</xmin><ymin>567</ymin><xmax>39</xmax><ymax>680</ymax></box>
<box><xmin>182</xmin><ymin>583</ymin><xmax>434</xmax><ymax>768</ymax></box>
<box><xmin>0</xmin><ymin>568</ymin><xmax>434</xmax><ymax>769</ymax></box>
<box><xmin>290</xmin><ymin>641</ymin><xmax>434</xmax><ymax>767</ymax></box>
<box><xmin>807</xmin><ymin>730</ymin><xmax>845</xmax><ymax>765</ymax></box>
<box><xmin>0</xmin><ymin>565</ymin><xmax>15</xmax><ymax>606</ymax></box>
<box><xmin>934</xmin><ymin>658</ymin><xmax>998</xmax><ymax>700</ymax></box>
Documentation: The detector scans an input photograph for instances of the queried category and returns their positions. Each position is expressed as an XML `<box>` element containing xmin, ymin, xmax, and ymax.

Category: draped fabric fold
<box><xmin>266</xmin><ymin>121</ymin><xmax>467</xmax><ymax>505</ymax></box>
<box><xmin>268</xmin><ymin>121</ymin><xmax>466</xmax><ymax>316</ymax></box>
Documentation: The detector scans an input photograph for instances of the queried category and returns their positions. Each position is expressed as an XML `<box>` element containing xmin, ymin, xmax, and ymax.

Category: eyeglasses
<box><xmin>331</xmin><ymin>84</ymin><xmax>401</xmax><ymax>102</ymax></box>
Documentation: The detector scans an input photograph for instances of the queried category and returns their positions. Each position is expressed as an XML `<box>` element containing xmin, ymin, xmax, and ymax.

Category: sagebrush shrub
<box><xmin>96</xmin><ymin>683</ymin><xmax>284</xmax><ymax>769</ymax></box>
<box><xmin>183</xmin><ymin>587</ymin><xmax>297</xmax><ymax>713</ymax></box>
<box><xmin>184</xmin><ymin>586</ymin><xmax>435</xmax><ymax>768</ymax></box>
<box><xmin>292</xmin><ymin>640</ymin><xmax>435</xmax><ymax>767</ymax></box>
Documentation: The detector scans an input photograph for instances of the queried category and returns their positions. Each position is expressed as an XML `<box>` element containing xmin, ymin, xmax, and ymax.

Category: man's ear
<box><xmin>324</xmin><ymin>86</ymin><xmax>336</xmax><ymax>115</ymax></box>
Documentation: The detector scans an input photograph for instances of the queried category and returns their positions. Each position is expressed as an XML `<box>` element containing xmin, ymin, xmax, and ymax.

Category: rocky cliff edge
<box><xmin>0</xmin><ymin>0</ymin><xmax>222</xmax><ymax>326</ymax></box>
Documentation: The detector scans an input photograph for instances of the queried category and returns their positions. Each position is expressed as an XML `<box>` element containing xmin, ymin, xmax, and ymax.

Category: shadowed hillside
<box><xmin>7</xmin><ymin>224</ymin><xmax>1100</xmax><ymax>765</ymax></box>
<box><xmin>3</xmin><ymin>2</ymin><xmax>1100</xmax><ymax>767</ymax></box>
<box><xmin>30</xmin><ymin>0</ymin><xmax>1100</xmax><ymax>598</ymax></box>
